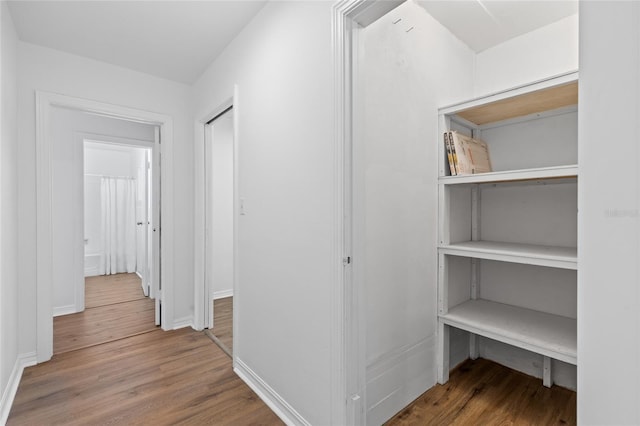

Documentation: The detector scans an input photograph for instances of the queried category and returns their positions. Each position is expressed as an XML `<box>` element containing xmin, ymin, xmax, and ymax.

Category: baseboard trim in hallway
<box><xmin>235</xmin><ymin>358</ymin><xmax>310</xmax><ymax>426</ymax></box>
<box><xmin>0</xmin><ymin>352</ymin><xmax>36</xmax><ymax>426</ymax></box>
<box><xmin>8</xmin><ymin>329</ymin><xmax>283</xmax><ymax>425</ymax></box>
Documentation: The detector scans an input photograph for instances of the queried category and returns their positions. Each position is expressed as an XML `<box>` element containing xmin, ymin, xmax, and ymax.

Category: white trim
<box><xmin>172</xmin><ymin>316</ymin><xmax>194</xmax><ymax>330</ymax></box>
<box><xmin>0</xmin><ymin>352</ymin><xmax>37</xmax><ymax>425</ymax></box>
<box><xmin>213</xmin><ymin>289</ymin><xmax>233</xmax><ymax>300</ymax></box>
<box><xmin>332</xmin><ymin>1</ymin><xmax>407</xmax><ymax>424</ymax></box>
<box><xmin>234</xmin><ymin>358</ymin><xmax>310</xmax><ymax>426</ymax></box>
<box><xmin>52</xmin><ymin>304</ymin><xmax>78</xmax><ymax>317</ymax></box>
<box><xmin>193</xmin><ymin>90</ymin><xmax>237</xmax><ymax>333</ymax></box>
<box><xmin>84</xmin><ymin>266</ymin><xmax>99</xmax><ymax>277</ymax></box>
<box><xmin>231</xmin><ymin>85</ymin><xmax>240</xmax><ymax>366</ymax></box>
<box><xmin>331</xmin><ymin>3</ymin><xmax>351</xmax><ymax>424</ymax></box>
<box><xmin>35</xmin><ymin>91</ymin><xmax>175</xmax><ymax>363</ymax></box>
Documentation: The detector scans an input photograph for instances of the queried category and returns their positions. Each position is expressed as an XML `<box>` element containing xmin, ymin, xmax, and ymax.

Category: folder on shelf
<box><xmin>444</xmin><ymin>132</ymin><xmax>457</xmax><ymax>175</ymax></box>
<box><xmin>449</xmin><ymin>131</ymin><xmax>493</xmax><ymax>175</ymax></box>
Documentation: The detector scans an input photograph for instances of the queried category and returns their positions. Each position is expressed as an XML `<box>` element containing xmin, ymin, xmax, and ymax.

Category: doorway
<box><xmin>204</xmin><ymin>106</ymin><xmax>235</xmax><ymax>356</ymax></box>
<box><xmin>83</xmin><ymin>140</ymin><xmax>152</xmax><ymax>290</ymax></box>
<box><xmin>50</xmin><ymin>111</ymin><xmax>161</xmax><ymax>355</ymax></box>
<box><xmin>36</xmin><ymin>91</ymin><xmax>173</xmax><ymax>363</ymax></box>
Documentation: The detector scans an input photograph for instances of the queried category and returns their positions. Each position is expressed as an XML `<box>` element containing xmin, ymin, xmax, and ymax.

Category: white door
<box><xmin>152</xmin><ymin>126</ymin><xmax>161</xmax><ymax>326</ymax></box>
<box><xmin>136</xmin><ymin>149</ymin><xmax>150</xmax><ymax>296</ymax></box>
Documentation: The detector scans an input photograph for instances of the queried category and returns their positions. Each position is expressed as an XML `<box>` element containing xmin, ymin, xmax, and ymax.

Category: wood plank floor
<box><xmin>212</xmin><ymin>297</ymin><xmax>233</xmax><ymax>354</ymax></box>
<box><xmin>85</xmin><ymin>273</ymin><xmax>146</xmax><ymax>308</ymax></box>
<box><xmin>8</xmin><ymin>328</ymin><xmax>283</xmax><ymax>425</ymax></box>
<box><xmin>54</xmin><ymin>273</ymin><xmax>156</xmax><ymax>354</ymax></box>
<box><xmin>386</xmin><ymin>358</ymin><xmax>576</xmax><ymax>425</ymax></box>
<box><xmin>14</xmin><ymin>274</ymin><xmax>576</xmax><ymax>425</ymax></box>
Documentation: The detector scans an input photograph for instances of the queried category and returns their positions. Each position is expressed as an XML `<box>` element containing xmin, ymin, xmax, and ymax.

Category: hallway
<box><xmin>8</xmin><ymin>274</ymin><xmax>282</xmax><ymax>425</ymax></box>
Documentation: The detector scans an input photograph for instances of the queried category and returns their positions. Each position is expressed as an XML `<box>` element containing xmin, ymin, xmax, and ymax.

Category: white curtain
<box><xmin>99</xmin><ymin>177</ymin><xmax>137</xmax><ymax>275</ymax></box>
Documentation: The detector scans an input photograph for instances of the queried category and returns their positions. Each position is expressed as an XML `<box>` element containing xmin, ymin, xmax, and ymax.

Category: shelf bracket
<box><xmin>543</xmin><ymin>356</ymin><xmax>552</xmax><ymax>388</ymax></box>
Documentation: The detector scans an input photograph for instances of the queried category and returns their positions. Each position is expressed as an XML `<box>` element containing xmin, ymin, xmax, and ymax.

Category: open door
<box><xmin>152</xmin><ymin>126</ymin><xmax>161</xmax><ymax>326</ymax></box>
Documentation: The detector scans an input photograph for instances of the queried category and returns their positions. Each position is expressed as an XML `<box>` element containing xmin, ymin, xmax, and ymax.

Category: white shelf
<box><xmin>439</xmin><ymin>164</ymin><xmax>578</xmax><ymax>185</ymax></box>
<box><xmin>439</xmin><ymin>241</ymin><xmax>577</xmax><ymax>270</ymax></box>
<box><xmin>440</xmin><ymin>299</ymin><xmax>576</xmax><ymax>365</ymax></box>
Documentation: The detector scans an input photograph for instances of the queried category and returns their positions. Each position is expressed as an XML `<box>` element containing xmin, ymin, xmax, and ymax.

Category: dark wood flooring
<box><xmin>11</xmin><ymin>275</ymin><xmax>576</xmax><ymax>425</ymax></box>
<box><xmin>9</xmin><ymin>275</ymin><xmax>281</xmax><ymax>425</ymax></box>
<box><xmin>386</xmin><ymin>358</ymin><xmax>576</xmax><ymax>425</ymax></box>
<box><xmin>8</xmin><ymin>328</ymin><xmax>283</xmax><ymax>425</ymax></box>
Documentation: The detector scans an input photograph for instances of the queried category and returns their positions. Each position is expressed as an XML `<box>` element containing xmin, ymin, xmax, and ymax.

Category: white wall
<box><xmin>207</xmin><ymin>111</ymin><xmax>234</xmax><ymax>298</ymax></box>
<box><xmin>17</xmin><ymin>42</ymin><xmax>193</xmax><ymax>354</ymax></box>
<box><xmin>579</xmin><ymin>2</ymin><xmax>640</xmax><ymax>424</ymax></box>
<box><xmin>192</xmin><ymin>2</ymin><xmax>335</xmax><ymax>424</ymax></box>
<box><xmin>50</xmin><ymin>108</ymin><xmax>154</xmax><ymax>315</ymax></box>
<box><xmin>360</xmin><ymin>3</ymin><xmax>475</xmax><ymax>424</ymax></box>
<box><xmin>0</xmin><ymin>0</ymin><xmax>20</xmax><ymax>420</ymax></box>
<box><xmin>474</xmin><ymin>14</ymin><xmax>578</xmax><ymax>97</ymax></box>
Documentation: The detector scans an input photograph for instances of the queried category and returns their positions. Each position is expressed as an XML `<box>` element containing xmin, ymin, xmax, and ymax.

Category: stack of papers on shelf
<box><xmin>444</xmin><ymin>131</ymin><xmax>492</xmax><ymax>175</ymax></box>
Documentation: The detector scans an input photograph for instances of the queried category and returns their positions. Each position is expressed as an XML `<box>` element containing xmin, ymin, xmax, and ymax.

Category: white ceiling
<box><xmin>7</xmin><ymin>1</ymin><xmax>268</xmax><ymax>85</ymax></box>
<box><xmin>7</xmin><ymin>1</ymin><xmax>578</xmax><ymax>85</ymax></box>
<box><xmin>416</xmin><ymin>0</ymin><xmax>578</xmax><ymax>53</ymax></box>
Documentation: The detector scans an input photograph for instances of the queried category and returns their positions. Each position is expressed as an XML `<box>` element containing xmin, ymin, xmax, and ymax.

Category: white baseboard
<box><xmin>0</xmin><ymin>352</ymin><xmax>37</xmax><ymax>424</ymax></box>
<box><xmin>172</xmin><ymin>316</ymin><xmax>193</xmax><ymax>330</ymax></box>
<box><xmin>53</xmin><ymin>304</ymin><xmax>78</xmax><ymax>317</ymax></box>
<box><xmin>213</xmin><ymin>289</ymin><xmax>233</xmax><ymax>300</ymax></box>
<box><xmin>234</xmin><ymin>358</ymin><xmax>309</xmax><ymax>426</ymax></box>
<box><xmin>84</xmin><ymin>266</ymin><xmax>99</xmax><ymax>277</ymax></box>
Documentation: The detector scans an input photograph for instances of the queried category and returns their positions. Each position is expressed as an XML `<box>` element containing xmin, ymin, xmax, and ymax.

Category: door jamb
<box><xmin>35</xmin><ymin>91</ymin><xmax>174</xmax><ymax>363</ymax></box>
<box><xmin>331</xmin><ymin>1</ymin><xmax>405</xmax><ymax>424</ymax></box>
<box><xmin>74</xmin><ymin>132</ymin><xmax>155</xmax><ymax>315</ymax></box>
<box><xmin>193</xmin><ymin>87</ymin><xmax>239</xmax><ymax>367</ymax></box>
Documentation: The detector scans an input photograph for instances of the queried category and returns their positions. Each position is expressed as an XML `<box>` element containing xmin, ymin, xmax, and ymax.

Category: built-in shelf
<box><xmin>439</xmin><ymin>299</ymin><xmax>577</xmax><ymax>365</ymax></box>
<box><xmin>439</xmin><ymin>241</ymin><xmax>577</xmax><ymax>270</ymax></box>
<box><xmin>437</xmin><ymin>72</ymin><xmax>578</xmax><ymax>388</ymax></box>
<box><xmin>439</xmin><ymin>164</ymin><xmax>578</xmax><ymax>185</ymax></box>
<box><xmin>440</xmin><ymin>75</ymin><xmax>578</xmax><ymax>126</ymax></box>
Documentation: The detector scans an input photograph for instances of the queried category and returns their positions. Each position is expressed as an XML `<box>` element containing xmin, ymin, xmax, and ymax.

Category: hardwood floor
<box><xmin>54</xmin><ymin>273</ymin><xmax>156</xmax><ymax>354</ymax></box>
<box><xmin>85</xmin><ymin>273</ymin><xmax>146</xmax><ymax>308</ymax></box>
<box><xmin>11</xmin><ymin>275</ymin><xmax>575</xmax><ymax>425</ymax></box>
<box><xmin>386</xmin><ymin>358</ymin><xmax>576</xmax><ymax>425</ymax></box>
<box><xmin>8</xmin><ymin>328</ymin><xmax>283</xmax><ymax>425</ymax></box>
<box><xmin>212</xmin><ymin>296</ymin><xmax>233</xmax><ymax>354</ymax></box>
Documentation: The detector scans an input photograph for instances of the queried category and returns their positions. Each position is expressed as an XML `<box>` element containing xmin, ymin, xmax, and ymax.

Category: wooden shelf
<box><xmin>439</xmin><ymin>241</ymin><xmax>577</xmax><ymax>270</ymax></box>
<box><xmin>440</xmin><ymin>73</ymin><xmax>578</xmax><ymax>126</ymax></box>
<box><xmin>439</xmin><ymin>164</ymin><xmax>578</xmax><ymax>185</ymax></box>
<box><xmin>440</xmin><ymin>299</ymin><xmax>577</xmax><ymax>365</ymax></box>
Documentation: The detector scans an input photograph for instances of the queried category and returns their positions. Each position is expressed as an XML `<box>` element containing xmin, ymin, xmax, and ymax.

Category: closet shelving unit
<box><xmin>437</xmin><ymin>72</ymin><xmax>578</xmax><ymax>388</ymax></box>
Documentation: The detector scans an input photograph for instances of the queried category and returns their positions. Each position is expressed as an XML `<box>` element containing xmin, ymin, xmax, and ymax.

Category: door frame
<box><xmin>203</xmin><ymin>106</ymin><xmax>235</xmax><ymax>330</ymax></box>
<box><xmin>331</xmin><ymin>1</ymin><xmax>405</xmax><ymax>423</ymax></box>
<box><xmin>35</xmin><ymin>91</ymin><xmax>175</xmax><ymax>363</ymax></box>
<box><xmin>193</xmin><ymin>86</ymin><xmax>239</xmax><ymax>362</ymax></box>
<box><xmin>74</xmin><ymin>133</ymin><xmax>155</xmax><ymax>315</ymax></box>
